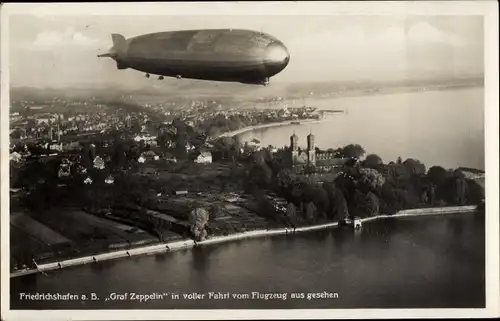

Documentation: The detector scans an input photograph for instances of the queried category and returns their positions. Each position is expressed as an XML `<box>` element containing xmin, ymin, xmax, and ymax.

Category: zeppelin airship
<box><xmin>97</xmin><ymin>29</ymin><xmax>290</xmax><ymax>86</ymax></box>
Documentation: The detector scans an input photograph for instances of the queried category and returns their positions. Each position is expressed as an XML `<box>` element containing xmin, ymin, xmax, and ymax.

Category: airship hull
<box><xmin>100</xmin><ymin>29</ymin><xmax>290</xmax><ymax>84</ymax></box>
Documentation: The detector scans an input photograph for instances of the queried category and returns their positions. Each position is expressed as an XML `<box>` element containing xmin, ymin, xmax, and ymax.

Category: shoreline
<box><xmin>217</xmin><ymin>117</ymin><xmax>335</xmax><ymax>139</ymax></box>
<box><xmin>10</xmin><ymin>205</ymin><xmax>479</xmax><ymax>279</ymax></box>
<box><xmin>216</xmin><ymin>83</ymin><xmax>483</xmax><ymax>140</ymax></box>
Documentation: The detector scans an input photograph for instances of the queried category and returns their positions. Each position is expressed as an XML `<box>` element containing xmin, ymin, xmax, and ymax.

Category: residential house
<box><xmin>93</xmin><ymin>156</ymin><xmax>105</xmax><ymax>169</ymax></box>
<box><xmin>164</xmin><ymin>153</ymin><xmax>177</xmax><ymax>163</ymax></box>
<box><xmin>194</xmin><ymin>151</ymin><xmax>212</xmax><ymax>164</ymax></box>
<box><xmin>141</xmin><ymin>150</ymin><xmax>158</xmax><ymax>161</ymax></box>
<box><xmin>105</xmin><ymin>176</ymin><xmax>115</xmax><ymax>184</ymax></box>
<box><xmin>9</xmin><ymin>152</ymin><xmax>22</xmax><ymax>163</ymax></box>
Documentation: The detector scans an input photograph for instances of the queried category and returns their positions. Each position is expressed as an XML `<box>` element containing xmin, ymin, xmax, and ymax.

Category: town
<box><xmin>9</xmin><ymin>90</ymin><xmax>485</xmax><ymax>275</ymax></box>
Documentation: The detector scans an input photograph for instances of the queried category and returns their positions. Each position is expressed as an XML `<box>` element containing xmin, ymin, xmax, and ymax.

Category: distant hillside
<box><xmin>10</xmin><ymin>75</ymin><xmax>483</xmax><ymax>103</ymax></box>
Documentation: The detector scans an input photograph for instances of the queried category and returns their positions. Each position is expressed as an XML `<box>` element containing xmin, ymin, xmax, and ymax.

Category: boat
<box><xmin>340</xmin><ymin>217</ymin><xmax>362</xmax><ymax>230</ymax></box>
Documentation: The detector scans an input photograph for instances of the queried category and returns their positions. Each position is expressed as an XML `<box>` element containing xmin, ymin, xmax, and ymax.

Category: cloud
<box><xmin>279</xmin><ymin>20</ymin><xmax>472</xmax><ymax>82</ymax></box>
<box><xmin>29</xmin><ymin>27</ymin><xmax>99</xmax><ymax>49</ymax></box>
<box><xmin>288</xmin><ymin>21</ymin><xmax>466</xmax><ymax>58</ymax></box>
<box><xmin>374</xmin><ymin>21</ymin><xmax>466</xmax><ymax>49</ymax></box>
<box><xmin>406</xmin><ymin>21</ymin><xmax>466</xmax><ymax>46</ymax></box>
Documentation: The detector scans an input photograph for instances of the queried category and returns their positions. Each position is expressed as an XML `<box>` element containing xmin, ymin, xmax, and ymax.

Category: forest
<box><xmin>241</xmin><ymin>144</ymin><xmax>485</xmax><ymax>226</ymax></box>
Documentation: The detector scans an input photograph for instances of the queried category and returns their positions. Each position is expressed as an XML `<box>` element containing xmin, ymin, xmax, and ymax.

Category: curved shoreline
<box><xmin>10</xmin><ymin>205</ymin><xmax>478</xmax><ymax>278</ymax></box>
<box><xmin>216</xmin><ymin>116</ymin><xmax>336</xmax><ymax>139</ymax></box>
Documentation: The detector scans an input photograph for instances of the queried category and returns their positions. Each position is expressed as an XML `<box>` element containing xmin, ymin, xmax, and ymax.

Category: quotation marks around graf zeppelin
<box><xmin>101</xmin><ymin>291</ymin><xmax>339</xmax><ymax>302</ymax></box>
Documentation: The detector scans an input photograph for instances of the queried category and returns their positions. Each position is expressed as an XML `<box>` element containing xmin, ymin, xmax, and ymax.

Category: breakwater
<box><xmin>10</xmin><ymin>205</ymin><xmax>478</xmax><ymax>278</ymax></box>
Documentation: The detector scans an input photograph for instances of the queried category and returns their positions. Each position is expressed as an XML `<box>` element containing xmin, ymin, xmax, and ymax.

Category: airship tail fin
<box><xmin>97</xmin><ymin>34</ymin><xmax>127</xmax><ymax>58</ymax></box>
<box><xmin>111</xmin><ymin>34</ymin><xmax>127</xmax><ymax>54</ymax></box>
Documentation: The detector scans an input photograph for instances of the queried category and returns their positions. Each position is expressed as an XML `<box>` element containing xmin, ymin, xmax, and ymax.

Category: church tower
<box><xmin>290</xmin><ymin>132</ymin><xmax>299</xmax><ymax>164</ymax></box>
<box><xmin>307</xmin><ymin>132</ymin><xmax>316</xmax><ymax>165</ymax></box>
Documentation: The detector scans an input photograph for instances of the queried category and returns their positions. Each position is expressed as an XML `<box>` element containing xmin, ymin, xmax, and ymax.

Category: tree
<box><xmin>112</xmin><ymin>141</ymin><xmax>127</xmax><ymax>169</ymax></box>
<box><xmin>10</xmin><ymin>164</ymin><xmax>21</xmax><ymax>189</ymax></box>
<box><xmin>210</xmin><ymin>204</ymin><xmax>223</xmax><ymax>218</ymax></box>
<box><xmin>277</xmin><ymin>169</ymin><xmax>294</xmax><ymax>190</ymax></box>
<box><xmin>305</xmin><ymin>202</ymin><xmax>317</xmax><ymax>223</ymax></box>
<box><xmin>363</xmin><ymin>154</ymin><xmax>383</xmax><ymax>169</ymax></box>
<box><xmin>152</xmin><ymin>217</ymin><xmax>172</xmax><ymax>242</ymax></box>
<box><xmin>334</xmin><ymin>171</ymin><xmax>357</xmax><ymax>203</ymax></box>
<box><xmin>340</xmin><ymin>144</ymin><xmax>365</xmax><ymax>159</ymax></box>
<box><xmin>215</xmin><ymin>136</ymin><xmax>239</xmax><ymax>159</ymax></box>
<box><xmin>290</xmin><ymin>185</ymin><xmax>304</xmax><ymax>205</ymax></box>
<box><xmin>379</xmin><ymin>182</ymin><xmax>400</xmax><ymax>214</ymax></box>
<box><xmin>453</xmin><ymin>171</ymin><xmax>467</xmax><ymax>205</ymax></box>
<box><xmin>427</xmin><ymin>166</ymin><xmax>447</xmax><ymax>186</ymax></box>
<box><xmin>421</xmin><ymin>190</ymin><xmax>429</xmax><ymax>204</ymax></box>
<box><xmin>466</xmin><ymin>179</ymin><xmax>484</xmax><ymax>205</ymax></box>
<box><xmin>256</xmin><ymin>192</ymin><xmax>280</xmax><ymax>221</ymax></box>
<box><xmin>427</xmin><ymin>184</ymin><xmax>436</xmax><ymax>205</ymax></box>
<box><xmin>395</xmin><ymin>188</ymin><xmax>420</xmax><ymax>209</ymax></box>
<box><xmin>403</xmin><ymin>158</ymin><xmax>426</xmax><ymax>175</ymax></box>
<box><xmin>358</xmin><ymin>168</ymin><xmax>385</xmax><ymax>190</ymax></box>
<box><xmin>189</xmin><ymin>207</ymin><xmax>210</xmax><ymax>241</ymax></box>
<box><xmin>351</xmin><ymin>190</ymin><xmax>379</xmax><ymax>218</ymax></box>
<box><xmin>174</xmin><ymin>133</ymin><xmax>189</xmax><ymax>159</ymax></box>
<box><xmin>88</xmin><ymin>144</ymin><xmax>97</xmax><ymax>161</ymax></box>
<box><xmin>252</xmin><ymin>150</ymin><xmax>267</xmax><ymax>165</ymax></box>
<box><xmin>313</xmin><ymin>187</ymin><xmax>329</xmax><ymax>219</ymax></box>
<box><xmin>366</xmin><ymin>192</ymin><xmax>380</xmax><ymax>216</ymax></box>
<box><xmin>386</xmin><ymin>163</ymin><xmax>410</xmax><ymax>187</ymax></box>
<box><xmin>329</xmin><ymin>187</ymin><xmax>348</xmax><ymax>221</ymax></box>
<box><xmin>249</xmin><ymin>162</ymin><xmax>273</xmax><ymax>188</ymax></box>
<box><xmin>286</xmin><ymin>202</ymin><xmax>298</xmax><ymax>227</ymax></box>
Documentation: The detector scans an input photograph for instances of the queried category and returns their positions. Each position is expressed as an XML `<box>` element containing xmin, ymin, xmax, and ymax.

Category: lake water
<box><xmin>11</xmin><ymin>212</ymin><xmax>485</xmax><ymax>309</ymax></box>
<box><xmin>239</xmin><ymin>87</ymin><xmax>485</xmax><ymax>170</ymax></box>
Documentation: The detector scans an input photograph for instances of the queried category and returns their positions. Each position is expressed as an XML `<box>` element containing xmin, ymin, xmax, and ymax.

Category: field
<box><xmin>11</xmin><ymin>212</ymin><xmax>71</xmax><ymax>246</ymax></box>
<box><xmin>67</xmin><ymin>210</ymin><xmax>157</xmax><ymax>244</ymax></box>
<box><xmin>10</xmin><ymin>224</ymin><xmax>54</xmax><ymax>268</ymax></box>
<box><xmin>139</xmin><ymin>161</ymin><xmax>239</xmax><ymax>193</ymax></box>
<box><xmin>28</xmin><ymin>209</ymin><xmax>127</xmax><ymax>246</ymax></box>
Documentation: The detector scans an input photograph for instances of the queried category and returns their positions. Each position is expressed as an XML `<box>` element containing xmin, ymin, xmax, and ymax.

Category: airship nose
<box><xmin>263</xmin><ymin>41</ymin><xmax>290</xmax><ymax>76</ymax></box>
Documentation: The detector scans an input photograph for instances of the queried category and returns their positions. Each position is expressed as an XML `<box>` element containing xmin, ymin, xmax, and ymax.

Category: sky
<box><xmin>8</xmin><ymin>13</ymin><xmax>484</xmax><ymax>88</ymax></box>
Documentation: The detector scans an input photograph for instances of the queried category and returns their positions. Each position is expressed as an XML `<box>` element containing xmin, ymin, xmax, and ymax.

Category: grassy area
<box><xmin>11</xmin><ymin>212</ymin><xmax>71</xmax><ymax>245</ymax></box>
<box><xmin>138</xmin><ymin>161</ymin><xmax>240</xmax><ymax>192</ymax></box>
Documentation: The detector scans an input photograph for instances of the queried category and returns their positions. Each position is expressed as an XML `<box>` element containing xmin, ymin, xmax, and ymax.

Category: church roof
<box><xmin>315</xmin><ymin>157</ymin><xmax>347</xmax><ymax>167</ymax></box>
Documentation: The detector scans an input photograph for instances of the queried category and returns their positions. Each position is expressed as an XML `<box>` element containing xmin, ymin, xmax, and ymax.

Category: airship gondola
<box><xmin>98</xmin><ymin>29</ymin><xmax>290</xmax><ymax>86</ymax></box>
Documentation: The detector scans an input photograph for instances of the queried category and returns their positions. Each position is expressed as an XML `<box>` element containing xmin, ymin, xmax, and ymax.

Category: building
<box><xmin>288</xmin><ymin>132</ymin><xmax>347</xmax><ymax>173</ymax></box>
<box><xmin>141</xmin><ymin>150</ymin><xmax>158</xmax><ymax>161</ymax></box>
<box><xmin>9</xmin><ymin>152</ymin><xmax>22</xmax><ymax>163</ymax></box>
<box><xmin>105</xmin><ymin>176</ymin><xmax>115</xmax><ymax>184</ymax></box>
<box><xmin>58</xmin><ymin>162</ymin><xmax>71</xmax><ymax>178</ymax></box>
<box><xmin>93</xmin><ymin>156</ymin><xmax>105</xmax><ymax>169</ymax></box>
<box><xmin>194</xmin><ymin>151</ymin><xmax>212</xmax><ymax>164</ymax></box>
<box><xmin>47</xmin><ymin>142</ymin><xmax>63</xmax><ymax>152</ymax></box>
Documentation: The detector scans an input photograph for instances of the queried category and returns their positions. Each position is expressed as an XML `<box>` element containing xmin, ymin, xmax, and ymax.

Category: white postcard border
<box><xmin>1</xmin><ymin>1</ymin><xmax>498</xmax><ymax>320</ymax></box>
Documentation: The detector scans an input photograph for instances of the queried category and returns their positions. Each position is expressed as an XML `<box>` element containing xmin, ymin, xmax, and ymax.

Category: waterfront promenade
<box><xmin>10</xmin><ymin>205</ymin><xmax>479</xmax><ymax>278</ymax></box>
